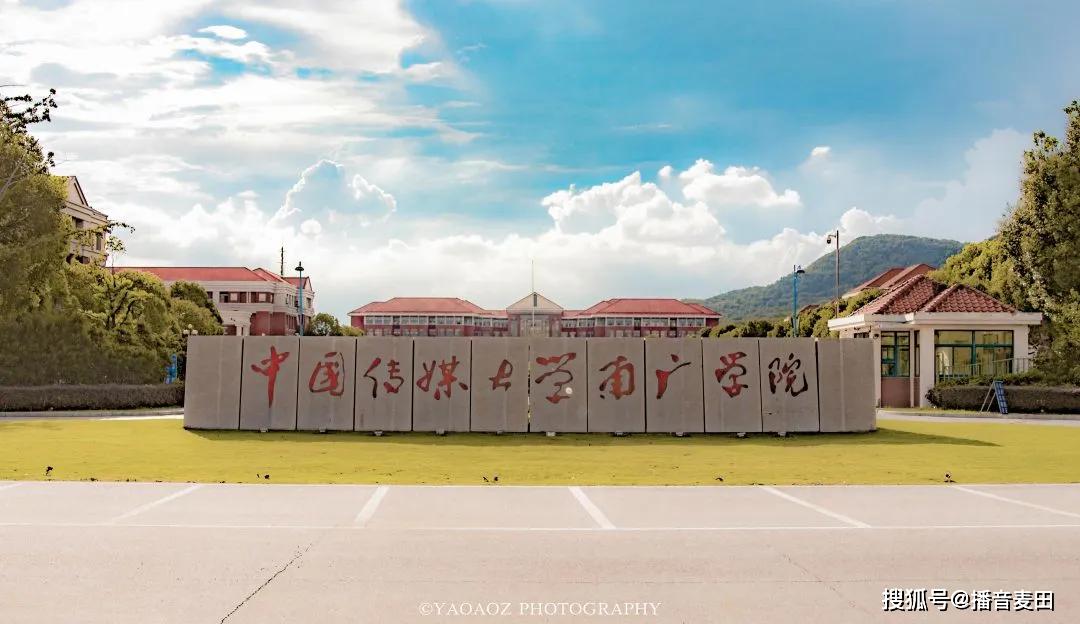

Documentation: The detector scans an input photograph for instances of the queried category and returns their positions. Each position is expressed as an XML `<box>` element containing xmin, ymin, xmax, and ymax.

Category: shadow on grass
<box><xmin>187</xmin><ymin>427</ymin><xmax>997</xmax><ymax>448</ymax></box>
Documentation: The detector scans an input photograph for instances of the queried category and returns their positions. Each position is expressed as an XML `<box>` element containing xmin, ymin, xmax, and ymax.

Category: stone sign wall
<box><xmin>185</xmin><ymin>337</ymin><xmax>875</xmax><ymax>433</ymax></box>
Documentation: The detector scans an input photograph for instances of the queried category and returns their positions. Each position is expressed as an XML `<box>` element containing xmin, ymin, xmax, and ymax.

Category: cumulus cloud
<box><xmin>116</xmin><ymin>161</ymin><xmax>898</xmax><ymax>318</ymax></box>
<box><xmin>911</xmin><ymin>129</ymin><xmax>1028</xmax><ymax>241</ymax></box>
<box><xmin>677</xmin><ymin>159</ymin><xmax>801</xmax><ymax>208</ymax></box>
<box><xmin>198</xmin><ymin>25</ymin><xmax>248</xmax><ymax>40</ymax></box>
<box><xmin>809</xmin><ymin>145</ymin><xmax>831</xmax><ymax>158</ymax></box>
<box><xmin>276</xmin><ymin>160</ymin><xmax>397</xmax><ymax>230</ymax></box>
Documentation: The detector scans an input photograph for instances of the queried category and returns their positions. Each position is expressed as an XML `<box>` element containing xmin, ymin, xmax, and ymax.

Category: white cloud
<box><xmin>115</xmin><ymin>161</ymin><xmax>895</xmax><ymax>318</ymax></box>
<box><xmin>911</xmin><ymin>128</ymin><xmax>1028</xmax><ymax>241</ymax></box>
<box><xmin>837</xmin><ymin>206</ymin><xmax>902</xmax><ymax>239</ymax></box>
<box><xmin>810</xmin><ymin>145</ymin><xmax>831</xmax><ymax>158</ymax></box>
<box><xmin>219</xmin><ymin>0</ymin><xmax>429</xmax><ymax>73</ymax></box>
<box><xmin>198</xmin><ymin>25</ymin><xmax>248</xmax><ymax>40</ymax></box>
<box><xmin>277</xmin><ymin>160</ymin><xmax>397</xmax><ymax>228</ymax></box>
<box><xmin>677</xmin><ymin>159</ymin><xmax>801</xmax><ymax>208</ymax></box>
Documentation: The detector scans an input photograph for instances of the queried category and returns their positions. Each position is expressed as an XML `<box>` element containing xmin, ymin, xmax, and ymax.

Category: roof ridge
<box><xmin>922</xmin><ymin>283</ymin><xmax>1016</xmax><ymax>313</ymax></box>
<box><xmin>865</xmin><ymin>274</ymin><xmax>926</xmax><ymax>309</ymax></box>
<box><xmin>921</xmin><ymin>283</ymin><xmax>961</xmax><ymax>312</ymax></box>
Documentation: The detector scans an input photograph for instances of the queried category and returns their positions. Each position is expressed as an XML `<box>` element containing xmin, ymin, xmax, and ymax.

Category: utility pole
<box><xmin>825</xmin><ymin>230</ymin><xmax>840</xmax><ymax>316</ymax></box>
<box><xmin>792</xmin><ymin>265</ymin><xmax>806</xmax><ymax>336</ymax></box>
<box><xmin>280</xmin><ymin>246</ymin><xmax>285</xmax><ymax>276</ymax></box>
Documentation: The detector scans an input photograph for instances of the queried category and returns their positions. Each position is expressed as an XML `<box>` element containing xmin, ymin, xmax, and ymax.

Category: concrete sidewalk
<box><xmin>879</xmin><ymin>409</ymin><xmax>1080</xmax><ymax>426</ymax></box>
<box><xmin>0</xmin><ymin>407</ymin><xmax>183</xmax><ymax>421</ymax></box>
<box><xmin>1</xmin><ymin>481</ymin><xmax>1077</xmax><ymax>623</ymax></box>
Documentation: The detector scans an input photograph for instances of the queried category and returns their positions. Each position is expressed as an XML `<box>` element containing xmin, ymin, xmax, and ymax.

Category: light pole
<box><xmin>825</xmin><ymin>229</ymin><xmax>840</xmax><ymax>316</ymax></box>
<box><xmin>791</xmin><ymin>265</ymin><xmax>806</xmax><ymax>336</ymax></box>
<box><xmin>294</xmin><ymin>261</ymin><xmax>305</xmax><ymax>336</ymax></box>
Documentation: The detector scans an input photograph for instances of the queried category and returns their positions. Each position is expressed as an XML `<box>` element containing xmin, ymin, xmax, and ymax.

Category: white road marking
<box><xmin>952</xmin><ymin>485</ymin><xmax>1080</xmax><ymax>519</ymax></box>
<box><xmin>1</xmin><ymin>522</ymin><xmax>1079</xmax><ymax>531</ymax></box>
<box><xmin>106</xmin><ymin>484</ymin><xmax>202</xmax><ymax>524</ymax></box>
<box><xmin>0</xmin><ymin>482</ymin><xmax>24</xmax><ymax>492</ymax></box>
<box><xmin>760</xmin><ymin>486</ymin><xmax>871</xmax><ymax>528</ymax></box>
<box><xmin>568</xmin><ymin>486</ymin><xmax>615</xmax><ymax>530</ymax></box>
<box><xmin>354</xmin><ymin>485</ymin><xmax>389</xmax><ymax>526</ymax></box>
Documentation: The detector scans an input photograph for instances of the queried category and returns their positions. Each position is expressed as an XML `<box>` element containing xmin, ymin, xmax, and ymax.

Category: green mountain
<box><xmin>700</xmin><ymin>234</ymin><xmax>966</xmax><ymax>321</ymax></box>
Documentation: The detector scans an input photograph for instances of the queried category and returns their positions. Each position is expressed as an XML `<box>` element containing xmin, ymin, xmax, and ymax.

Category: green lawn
<box><xmin>2</xmin><ymin>418</ymin><xmax>1078</xmax><ymax>485</ymax></box>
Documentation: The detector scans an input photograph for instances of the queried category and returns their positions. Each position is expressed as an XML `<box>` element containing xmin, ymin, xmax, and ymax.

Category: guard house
<box><xmin>828</xmin><ymin>274</ymin><xmax>1041</xmax><ymax>407</ymax></box>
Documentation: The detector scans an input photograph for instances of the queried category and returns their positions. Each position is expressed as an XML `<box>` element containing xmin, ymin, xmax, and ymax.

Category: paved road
<box><xmin>1</xmin><ymin>481</ymin><xmax>1078</xmax><ymax>623</ymax></box>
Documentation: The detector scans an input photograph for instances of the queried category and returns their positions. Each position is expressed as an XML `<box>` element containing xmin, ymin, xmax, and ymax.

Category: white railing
<box><xmin>936</xmin><ymin>357</ymin><xmax>1033</xmax><ymax>382</ymax></box>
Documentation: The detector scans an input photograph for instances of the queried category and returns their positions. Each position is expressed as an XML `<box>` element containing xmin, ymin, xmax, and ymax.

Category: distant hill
<box><xmin>700</xmin><ymin>234</ymin><xmax>966</xmax><ymax>321</ymax></box>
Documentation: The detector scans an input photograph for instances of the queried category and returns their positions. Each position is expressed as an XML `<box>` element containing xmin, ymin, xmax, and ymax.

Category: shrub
<box><xmin>927</xmin><ymin>385</ymin><xmax>1080</xmax><ymax>414</ymax></box>
<box><xmin>0</xmin><ymin>383</ymin><xmax>184</xmax><ymax>412</ymax></box>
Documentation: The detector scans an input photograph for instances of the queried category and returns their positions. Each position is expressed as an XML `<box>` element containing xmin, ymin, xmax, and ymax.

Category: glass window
<box><xmin>935</xmin><ymin>330</ymin><xmax>1014</xmax><ymax>377</ymax></box>
<box><xmin>976</xmin><ymin>330</ymin><xmax>1013</xmax><ymax>345</ymax></box>
<box><xmin>879</xmin><ymin>331</ymin><xmax>910</xmax><ymax>377</ymax></box>
<box><xmin>936</xmin><ymin>330</ymin><xmax>973</xmax><ymax>345</ymax></box>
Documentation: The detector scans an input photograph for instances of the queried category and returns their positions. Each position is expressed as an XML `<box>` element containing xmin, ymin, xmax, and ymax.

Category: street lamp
<box><xmin>792</xmin><ymin>265</ymin><xmax>806</xmax><ymax>336</ymax></box>
<box><xmin>294</xmin><ymin>261</ymin><xmax>305</xmax><ymax>336</ymax></box>
<box><xmin>825</xmin><ymin>229</ymin><xmax>840</xmax><ymax>316</ymax></box>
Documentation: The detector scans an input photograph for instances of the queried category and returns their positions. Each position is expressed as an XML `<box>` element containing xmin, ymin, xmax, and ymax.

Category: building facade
<box><xmin>122</xmin><ymin>267</ymin><xmax>315</xmax><ymax>336</ymax></box>
<box><xmin>61</xmin><ymin>176</ymin><xmax>109</xmax><ymax>264</ymax></box>
<box><xmin>349</xmin><ymin>293</ymin><xmax>721</xmax><ymax>338</ymax></box>
<box><xmin>828</xmin><ymin>274</ymin><xmax>1041</xmax><ymax>408</ymax></box>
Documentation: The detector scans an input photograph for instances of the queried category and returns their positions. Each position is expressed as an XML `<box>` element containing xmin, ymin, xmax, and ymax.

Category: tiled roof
<box><xmin>845</xmin><ymin>263</ymin><xmax>935</xmax><ymax>296</ymax></box>
<box><xmin>849</xmin><ymin>267</ymin><xmax>904</xmax><ymax>292</ymax></box>
<box><xmin>576</xmin><ymin>298</ymin><xmax>720</xmax><ymax>316</ymax></box>
<box><xmin>349</xmin><ymin>297</ymin><xmax>487</xmax><ymax>315</ymax></box>
<box><xmin>123</xmin><ymin>267</ymin><xmax>287</xmax><ymax>283</ymax></box>
<box><xmin>284</xmin><ymin>276</ymin><xmax>312</xmax><ymax>290</ymax></box>
<box><xmin>922</xmin><ymin>284</ymin><xmax>1016</xmax><ymax>313</ymax></box>
<box><xmin>853</xmin><ymin>275</ymin><xmax>1017</xmax><ymax>315</ymax></box>
<box><xmin>880</xmin><ymin>263</ymin><xmax>935</xmax><ymax>290</ymax></box>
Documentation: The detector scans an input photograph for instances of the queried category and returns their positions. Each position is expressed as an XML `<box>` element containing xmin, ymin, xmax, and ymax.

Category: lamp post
<box><xmin>825</xmin><ymin>229</ymin><xmax>840</xmax><ymax>317</ymax></box>
<box><xmin>294</xmin><ymin>261</ymin><xmax>305</xmax><ymax>336</ymax></box>
<box><xmin>791</xmin><ymin>265</ymin><xmax>806</xmax><ymax>336</ymax></box>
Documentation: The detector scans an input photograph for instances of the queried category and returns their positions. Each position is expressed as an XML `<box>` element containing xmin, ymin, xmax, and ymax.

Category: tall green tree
<box><xmin>999</xmin><ymin>100</ymin><xmax>1080</xmax><ymax>380</ymax></box>
<box><xmin>170</xmin><ymin>280</ymin><xmax>223</xmax><ymax>323</ymax></box>
<box><xmin>0</xmin><ymin>90</ymin><xmax>67</xmax><ymax>315</ymax></box>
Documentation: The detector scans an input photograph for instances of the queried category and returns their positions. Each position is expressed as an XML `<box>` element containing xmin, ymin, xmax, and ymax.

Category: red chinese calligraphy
<box><xmin>598</xmin><ymin>355</ymin><xmax>635</xmax><ymax>400</ymax></box>
<box><xmin>489</xmin><ymin>359</ymin><xmax>513</xmax><ymax>391</ymax></box>
<box><xmin>308</xmin><ymin>351</ymin><xmax>345</xmax><ymax>396</ymax></box>
<box><xmin>416</xmin><ymin>356</ymin><xmax>469</xmax><ymax>400</ymax></box>
<box><xmin>362</xmin><ymin>357</ymin><xmax>405</xmax><ymax>399</ymax></box>
<box><xmin>250</xmin><ymin>345</ymin><xmax>290</xmax><ymax>407</ymax></box>
<box><xmin>768</xmin><ymin>353</ymin><xmax>809</xmax><ymax>396</ymax></box>
<box><xmin>715</xmin><ymin>351</ymin><xmax>749</xmax><ymax>398</ymax></box>
<box><xmin>535</xmin><ymin>353</ymin><xmax>576</xmax><ymax>404</ymax></box>
<box><xmin>655</xmin><ymin>353</ymin><xmax>691</xmax><ymax>399</ymax></box>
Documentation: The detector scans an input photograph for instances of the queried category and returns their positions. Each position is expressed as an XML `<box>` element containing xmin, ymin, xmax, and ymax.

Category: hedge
<box><xmin>0</xmin><ymin>383</ymin><xmax>184</xmax><ymax>412</ymax></box>
<box><xmin>927</xmin><ymin>385</ymin><xmax>1080</xmax><ymax>414</ymax></box>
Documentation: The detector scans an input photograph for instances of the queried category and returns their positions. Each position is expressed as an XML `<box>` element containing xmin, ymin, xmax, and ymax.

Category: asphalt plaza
<box><xmin>1</xmin><ymin>481</ymin><xmax>1079</xmax><ymax>623</ymax></box>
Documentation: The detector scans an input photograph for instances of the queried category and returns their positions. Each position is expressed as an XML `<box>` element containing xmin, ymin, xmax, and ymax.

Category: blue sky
<box><xmin>2</xmin><ymin>0</ymin><xmax>1078</xmax><ymax>317</ymax></box>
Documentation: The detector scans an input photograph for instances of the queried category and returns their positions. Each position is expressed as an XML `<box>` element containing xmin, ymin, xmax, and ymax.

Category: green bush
<box><xmin>927</xmin><ymin>385</ymin><xmax>1080</xmax><ymax>413</ymax></box>
<box><xmin>0</xmin><ymin>383</ymin><xmax>183</xmax><ymax>411</ymax></box>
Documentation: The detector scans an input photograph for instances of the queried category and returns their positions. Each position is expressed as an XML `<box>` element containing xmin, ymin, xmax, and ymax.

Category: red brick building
<box><xmin>122</xmin><ymin>267</ymin><xmax>315</xmax><ymax>336</ymax></box>
<box><xmin>349</xmin><ymin>292</ymin><xmax>721</xmax><ymax>338</ymax></box>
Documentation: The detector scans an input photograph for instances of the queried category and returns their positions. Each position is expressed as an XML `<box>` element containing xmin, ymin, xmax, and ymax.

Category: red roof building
<box><xmin>842</xmin><ymin>263</ymin><xmax>936</xmax><ymax>299</ymax></box>
<box><xmin>829</xmin><ymin>274</ymin><xmax>1040</xmax><ymax>409</ymax></box>
<box><xmin>121</xmin><ymin>266</ymin><xmax>314</xmax><ymax>336</ymax></box>
<box><xmin>349</xmin><ymin>293</ymin><xmax>721</xmax><ymax>338</ymax></box>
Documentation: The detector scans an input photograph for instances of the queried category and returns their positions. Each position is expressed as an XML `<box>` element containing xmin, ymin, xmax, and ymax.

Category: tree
<box><xmin>1</xmin><ymin>88</ymin><xmax>57</xmax><ymax>203</ymax></box>
<box><xmin>931</xmin><ymin>238</ymin><xmax>1026</xmax><ymax>310</ymax></box>
<box><xmin>171</xmin><ymin>299</ymin><xmax>224</xmax><ymax>337</ymax></box>
<box><xmin>998</xmin><ymin>100</ymin><xmax>1080</xmax><ymax>381</ymax></box>
<box><xmin>170</xmin><ymin>280</ymin><xmax>223</xmax><ymax>323</ymax></box>
<box><xmin>0</xmin><ymin>89</ymin><xmax>67</xmax><ymax>315</ymax></box>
